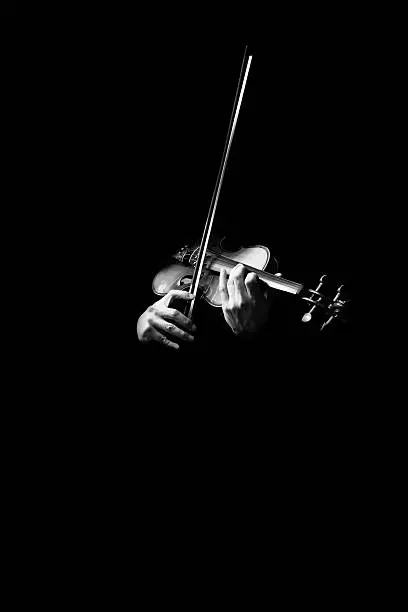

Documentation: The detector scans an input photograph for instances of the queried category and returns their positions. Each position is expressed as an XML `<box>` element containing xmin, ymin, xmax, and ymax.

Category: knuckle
<box><xmin>139</xmin><ymin>329</ymin><xmax>152</xmax><ymax>344</ymax></box>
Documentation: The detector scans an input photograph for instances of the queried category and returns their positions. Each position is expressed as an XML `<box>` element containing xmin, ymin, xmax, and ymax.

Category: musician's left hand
<box><xmin>219</xmin><ymin>264</ymin><xmax>272</xmax><ymax>335</ymax></box>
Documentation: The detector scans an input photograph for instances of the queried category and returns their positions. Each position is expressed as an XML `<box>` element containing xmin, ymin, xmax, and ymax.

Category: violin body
<box><xmin>151</xmin><ymin>237</ymin><xmax>349</xmax><ymax>330</ymax></box>
<box><xmin>152</xmin><ymin>241</ymin><xmax>274</xmax><ymax>308</ymax></box>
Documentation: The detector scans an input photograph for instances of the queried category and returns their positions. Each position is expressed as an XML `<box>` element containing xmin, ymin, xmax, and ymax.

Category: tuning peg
<box><xmin>302</xmin><ymin>275</ymin><xmax>327</xmax><ymax>323</ymax></box>
<box><xmin>332</xmin><ymin>284</ymin><xmax>344</xmax><ymax>303</ymax></box>
<box><xmin>320</xmin><ymin>284</ymin><xmax>346</xmax><ymax>331</ymax></box>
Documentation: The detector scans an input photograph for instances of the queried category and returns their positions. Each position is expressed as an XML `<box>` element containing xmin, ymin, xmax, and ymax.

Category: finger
<box><xmin>227</xmin><ymin>268</ymin><xmax>235</xmax><ymax>299</ymax></box>
<box><xmin>163</xmin><ymin>290</ymin><xmax>194</xmax><ymax>307</ymax></box>
<box><xmin>258</xmin><ymin>278</ymin><xmax>271</xmax><ymax>301</ymax></box>
<box><xmin>150</xmin><ymin>327</ymin><xmax>180</xmax><ymax>350</ymax></box>
<box><xmin>245</xmin><ymin>272</ymin><xmax>261</xmax><ymax>300</ymax></box>
<box><xmin>162</xmin><ymin>307</ymin><xmax>197</xmax><ymax>333</ymax></box>
<box><xmin>219</xmin><ymin>268</ymin><xmax>229</xmax><ymax>304</ymax></box>
<box><xmin>230</xmin><ymin>264</ymin><xmax>247</xmax><ymax>299</ymax></box>
<box><xmin>154</xmin><ymin>316</ymin><xmax>195</xmax><ymax>343</ymax></box>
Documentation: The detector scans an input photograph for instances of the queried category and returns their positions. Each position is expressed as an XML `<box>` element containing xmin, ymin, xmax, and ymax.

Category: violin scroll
<box><xmin>302</xmin><ymin>277</ymin><xmax>350</xmax><ymax>331</ymax></box>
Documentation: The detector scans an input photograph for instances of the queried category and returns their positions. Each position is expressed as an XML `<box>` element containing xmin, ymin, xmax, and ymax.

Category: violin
<box><xmin>147</xmin><ymin>47</ymin><xmax>350</xmax><ymax>333</ymax></box>
<box><xmin>152</xmin><ymin>236</ymin><xmax>349</xmax><ymax>331</ymax></box>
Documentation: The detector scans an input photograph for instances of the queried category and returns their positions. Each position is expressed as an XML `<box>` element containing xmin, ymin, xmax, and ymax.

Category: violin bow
<box><xmin>186</xmin><ymin>46</ymin><xmax>253</xmax><ymax>319</ymax></box>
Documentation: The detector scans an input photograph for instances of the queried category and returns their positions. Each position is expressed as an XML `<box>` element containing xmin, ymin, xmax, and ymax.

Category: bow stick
<box><xmin>186</xmin><ymin>46</ymin><xmax>253</xmax><ymax>319</ymax></box>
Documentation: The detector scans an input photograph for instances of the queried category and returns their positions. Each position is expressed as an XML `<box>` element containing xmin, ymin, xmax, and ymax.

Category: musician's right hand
<box><xmin>136</xmin><ymin>290</ymin><xmax>197</xmax><ymax>350</ymax></box>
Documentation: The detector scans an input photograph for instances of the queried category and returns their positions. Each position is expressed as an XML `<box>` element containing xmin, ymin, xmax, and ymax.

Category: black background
<box><xmin>12</xmin><ymin>19</ymin><xmax>399</xmax><ymax>565</ymax></box>
<box><xmin>0</xmin><ymin>4</ymin><xmax>16</xmax><ymax>15</ymax></box>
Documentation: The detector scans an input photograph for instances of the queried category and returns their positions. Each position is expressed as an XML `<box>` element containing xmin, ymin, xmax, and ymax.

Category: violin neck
<box><xmin>207</xmin><ymin>253</ymin><xmax>303</xmax><ymax>296</ymax></box>
<box><xmin>255</xmin><ymin>270</ymin><xmax>303</xmax><ymax>295</ymax></box>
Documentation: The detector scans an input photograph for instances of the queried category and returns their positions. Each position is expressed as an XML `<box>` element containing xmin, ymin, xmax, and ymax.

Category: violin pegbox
<box><xmin>301</xmin><ymin>276</ymin><xmax>350</xmax><ymax>331</ymax></box>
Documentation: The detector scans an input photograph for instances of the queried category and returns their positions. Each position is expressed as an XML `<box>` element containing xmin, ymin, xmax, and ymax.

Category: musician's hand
<box><xmin>219</xmin><ymin>264</ymin><xmax>272</xmax><ymax>335</ymax></box>
<box><xmin>137</xmin><ymin>290</ymin><xmax>197</xmax><ymax>350</ymax></box>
